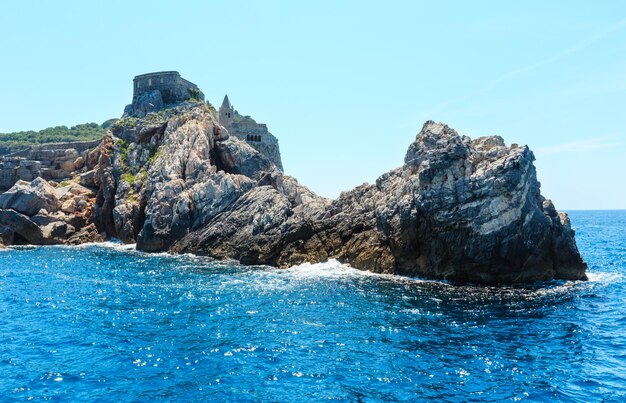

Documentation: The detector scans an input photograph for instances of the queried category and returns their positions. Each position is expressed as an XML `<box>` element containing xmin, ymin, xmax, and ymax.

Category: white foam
<box><xmin>74</xmin><ymin>241</ymin><xmax>137</xmax><ymax>251</ymax></box>
<box><xmin>586</xmin><ymin>271</ymin><xmax>624</xmax><ymax>284</ymax></box>
<box><xmin>284</xmin><ymin>259</ymin><xmax>370</xmax><ymax>278</ymax></box>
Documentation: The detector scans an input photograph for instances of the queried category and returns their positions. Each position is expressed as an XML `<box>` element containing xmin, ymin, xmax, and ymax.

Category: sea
<box><xmin>0</xmin><ymin>210</ymin><xmax>625</xmax><ymax>402</ymax></box>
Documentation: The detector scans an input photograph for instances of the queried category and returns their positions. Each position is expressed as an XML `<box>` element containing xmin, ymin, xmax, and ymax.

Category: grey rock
<box><xmin>171</xmin><ymin>120</ymin><xmax>587</xmax><ymax>283</ymax></box>
<box><xmin>79</xmin><ymin>170</ymin><xmax>97</xmax><ymax>187</ymax></box>
<box><xmin>0</xmin><ymin>209</ymin><xmax>59</xmax><ymax>245</ymax></box>
<box><xmin>129</xmin><ymin>90</ymin><xmax>164</xmax><ymax>118</ymax></box>
<box><xmin>0</xmin><ymin>177</ymin><xmax>60</xmax><ymax>216</ymax></box>
<box><xmin>65</xmin><ymin>223</ymin><xmax>104</xmax><ymax>245</ymax></box>
<box><xmin>89</xmin><ymin>101</ymin><xmax>586</xmax><ymax>283</ymax></box>
<box><xmin>0</xmin><ymin>225</ymin><xmax>14</xmax><ymax>245</ymax></box>
<box><xmin>0</xmin><ymin>140</ymin><xmax>101</xmax><ymax>192</ymax></box>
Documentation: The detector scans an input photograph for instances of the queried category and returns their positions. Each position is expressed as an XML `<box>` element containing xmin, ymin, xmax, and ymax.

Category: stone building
<box><xmin>218</xmin><ymin>95</ymin><xmax>283</xmax><ymax>171</ymax></box>
<box><xmin>126</xmin><ymin>71</ymin><xmax>204</xmax><ymax>117</ymax></box>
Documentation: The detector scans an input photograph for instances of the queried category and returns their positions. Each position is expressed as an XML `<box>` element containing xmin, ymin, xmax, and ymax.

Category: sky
<box><xmin>1</xmin><ymin>1</ymin><xmax>624</xmax><ymax>209</ymax></box>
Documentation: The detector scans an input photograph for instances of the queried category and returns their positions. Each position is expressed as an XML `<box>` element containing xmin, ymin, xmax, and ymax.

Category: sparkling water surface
<box><xmin>1</xmin><ymin>211</ymin><xmax>625</xmax><ymax>402</ymax></box>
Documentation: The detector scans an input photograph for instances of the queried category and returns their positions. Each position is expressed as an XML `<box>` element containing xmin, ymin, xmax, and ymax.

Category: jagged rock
<box><xmin>0</xmin><ymin>177</ymin><xmax>60</xmax><ymax>216</ymax></box>
<box><xmin>0</xmin><ymin>225</ymin><xmax>14</xmax><ymax>245</ymax></box>
<box><xmin>169</xmin><ymin>119</ymin><xmax>587</xmax><ymax>283</ymax></box>
<box><xmin>74</xmin><ymin>156</ymin><xmax>85</xmax><ymax>170</ymax></box>
<box><xmin>41</xmin><ymin>221</ymin><xmax>75</xmax><ymax>240</ymax></box>
<box><xmin>0</xmin><ymin>140</ymin><xmax>101</xmax><ymax>192</ymax></box>
<box><xmin>93</xmin><ymin>135</ymin><xmax>117</xmax><ymax>237</ymax></box>
<box><xmin>0</xmin><ymin>209</ymin><xmax>60</xmax><ymax>245</ymax></box>
<box><xmin>127</xmin><ymin>90</ymin><xmax>164</xmax><ymax>118</ymax></box>
<box><xmin>214</xmin><ymin>138</ymin><xmax>276</xmax><ymax>179</ymax></box>
<box><xmin>78</xmin><ymin>170</ymin><xmax>97</xmax><ymax>187</ymax></box>
<box><xmin>85</xmin><ymin>101</ymin><xmax>586</xmax><ymax>283</ymax></box>
<box><xmin>65</xmin><ymin>223</ymin><xmax>104</xmax><ymax>245</ymax></box>
<box><xmin>0</xmin><ymin>176</ymin><xmax>96</xmax><ymax>246</ymax></box>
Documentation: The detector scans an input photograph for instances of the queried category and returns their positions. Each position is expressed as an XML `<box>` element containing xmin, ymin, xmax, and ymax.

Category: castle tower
<box><xmin>219</xmin><ymin>94</ymin><xmax>234</xmax><ymax>127</ymax></box>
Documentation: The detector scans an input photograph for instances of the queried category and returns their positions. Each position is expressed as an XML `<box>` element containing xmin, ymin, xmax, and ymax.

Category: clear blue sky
<box><xmin>1</xmin><ymin>1</ymin><xmax>624</xmax><ymax>209</ymax></box>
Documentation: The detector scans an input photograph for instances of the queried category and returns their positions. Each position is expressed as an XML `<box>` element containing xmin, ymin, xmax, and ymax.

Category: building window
<box><xmin>148</xmin><ymin>78</ymin><xmax>152</xmax><ymax>86</ymax></box>
<box><xmin>161</xmin><ymin>77</ymin><xmax>164</xmax><ymax>83</ymax></box>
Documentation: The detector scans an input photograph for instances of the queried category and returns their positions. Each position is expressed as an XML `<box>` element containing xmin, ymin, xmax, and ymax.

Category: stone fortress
<box><xmin>125</xmin><ymin>71</ymin><xmax>205</xmax><ymax>117</ymax></box>
<box><xmin>0</xmin><ymin>71</ymin><xmax>283</xmax><ymax>191</ymax></box>
<box><xmin>126</xmin><ymin>71</ymin><xmax>282</xmax><ymax>169</ymax></box>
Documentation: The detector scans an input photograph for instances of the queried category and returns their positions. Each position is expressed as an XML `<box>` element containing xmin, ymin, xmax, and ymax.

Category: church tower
<box><xmin>219</xmin><ymin>94</ymin><xmax>234</xmax><ymax>127</ymax></box>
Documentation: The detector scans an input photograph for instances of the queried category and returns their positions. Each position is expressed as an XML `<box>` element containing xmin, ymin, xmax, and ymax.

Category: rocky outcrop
<box><xmin>0</xmin><ymin>140</ymin><xmax>101</xmax><ymax>192</ymax></box>
<box><xmin>90</xmin><ymin>102</ymin><xmax>293</xmax><ymax>251</ymax></box>
<box><xmin>0</xmin><ymin>178</ymin><xmax>101</xmax><ymax>246</ymax></box>
<box><xmin>0</xmin><ymin>177</ymin><xmax>60</xmax><ymax>216</ymax></box>
<box><xmin>86</xmin><ymin>100</ymin><xmax>585</xmax><ymax>282</ymax></box>
<box><xmin>174</xmin><ymin>121</ymin><xmax>587</xmax><ymax>282</ymax></box>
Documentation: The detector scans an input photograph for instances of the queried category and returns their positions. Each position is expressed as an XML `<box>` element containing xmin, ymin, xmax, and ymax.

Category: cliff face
<box><xmin>90</xmin><ymin>102</ymin><xmax>317</xmax><ymax>255</ymax></box>
<box><xmin>170</xmin><ymin>120</ymin><xmax>586</xmax><ymax>282</ymax></box>
<box><xmin>0</xmin><ymin>101</ymin><xmax>587</xmax><ymax>283</ymax></box>
<box><xmin>86</xmin><ymin>103</ymin><xmax>586</xmax><ymax>282</ymax></box>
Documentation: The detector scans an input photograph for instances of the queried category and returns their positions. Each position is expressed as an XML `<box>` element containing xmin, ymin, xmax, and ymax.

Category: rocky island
<box><xmin>0</xmin><ymin>72</ymin><xmax>587</xmax><ymax>283</ymax></box>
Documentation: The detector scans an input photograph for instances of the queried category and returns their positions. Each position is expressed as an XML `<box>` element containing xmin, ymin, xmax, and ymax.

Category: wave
<box><xmin>73</xmin><ymin>241</ymin><xmax>137</xmax><ymax>251</ymax></box>
<box><xmin>586</xmin><ymin>270</ymin><xmax>624</xmax><ymax>284</ymax></box>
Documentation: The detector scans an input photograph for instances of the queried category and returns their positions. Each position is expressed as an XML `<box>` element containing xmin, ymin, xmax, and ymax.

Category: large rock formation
<box><xmin>0</xmin><ymin>66</ymin><xmax>586</xmax><ymax>283</ymax></box>
<box><xmin>82</xmin><ymin>100</ymin><xmax>586</xmax><ymax>283</ymax></box>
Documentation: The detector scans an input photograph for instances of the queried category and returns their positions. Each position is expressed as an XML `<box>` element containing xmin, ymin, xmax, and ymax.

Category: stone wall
<box><xmin>132</xmin><ymin>71</ymin><xmax>204</xmax><ymax>105</ymax></box>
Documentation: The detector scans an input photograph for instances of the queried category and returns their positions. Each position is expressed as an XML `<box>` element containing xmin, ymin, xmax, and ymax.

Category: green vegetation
<box><xmin>146</xmin><ymin>147</ymin><xmax>162</xmax><ymax>165</ymax></box>
<box><xmin>111</xmin><ymin>117</ymin><xmax>139</xmax><ymax>130</ymax></box>
<box><xmin>0</xmin><ymin>121</ymin><xmax>112</xmax><ymax>155</ymax></box>
<box><xmin>232</xmin><ymin>112</ymin><xmax>255</xmax><ymax>124</ymax></box>
<box><xmin>188</xmin><ymin>87</ymin><xmax>201</xmax><ymax>100</ymax></box>
<box><xmin>116</xmin><ymin>139</ymin><xmax>129</xmax><ymax>165</ymax></box>
<box><xmin>101</xmin><ymin>119</ymin><xmax>118</xmax><ymax>129</ymax></box>
<box><xmin>120</xmin><ymin>172</ymin><xmax>136</xmax><ymax>186</ymax></box>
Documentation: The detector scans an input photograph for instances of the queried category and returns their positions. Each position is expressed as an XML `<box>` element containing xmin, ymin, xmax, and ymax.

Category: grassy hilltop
<box><xmin>0</xmin><ymin>120</ymin><xmax>114</xmax><ymax>155</ymax></box>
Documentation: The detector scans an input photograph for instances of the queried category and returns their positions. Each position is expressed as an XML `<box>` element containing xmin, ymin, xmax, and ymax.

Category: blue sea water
<box><xmin>0</xmin><ymin>211</ymin><xmax>625</xmax><ymax>402</ymax></box>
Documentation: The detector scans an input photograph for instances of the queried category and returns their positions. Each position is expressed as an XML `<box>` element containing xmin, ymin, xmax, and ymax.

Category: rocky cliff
<box><xmin>0</xmin><ymin>140</ymin><xmax>100</xmax><ymax>191</ymax></box>
<box><xmin>170</xmin><ymin>119</ymin><xmax>587</xmax><ymax>282</ymax></box>
<box><xmin>0</xmin><ymin>101</ymin><xmax>587</xmax><ymax>283</ymax></box>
